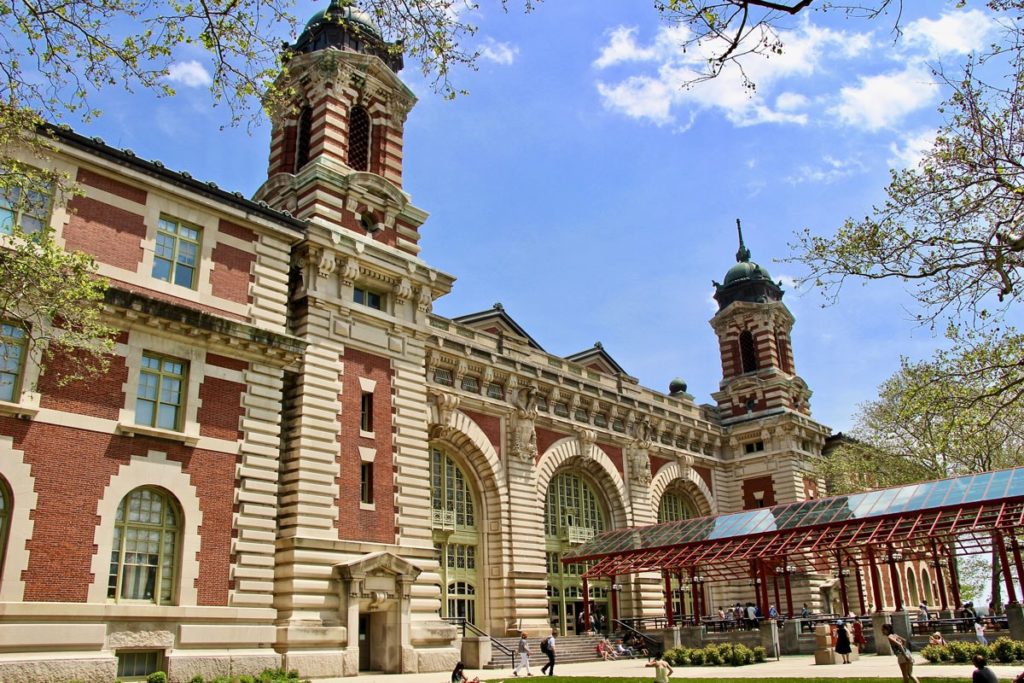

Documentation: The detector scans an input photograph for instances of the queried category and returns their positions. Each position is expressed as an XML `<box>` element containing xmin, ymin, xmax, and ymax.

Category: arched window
<box><xmin>921</xmin><ymin>569</ymin><xmax>933</xmax><ymax>605</ymax></box>
<box><xmin>658</xmin><ymin>489</ymin><xmax>698</xmax><ymax>523</ymax></box>
<box><xmin>739</xmin><ymin>330</ymin><xmax>758</xmax><ymax>373</ymax></box>
<box><xmin>294</xmin><ymin>105</ymin><xmax>313</xmax><ymax>172</ymax></box>
<box><xmin>348</xmin><ymin>105</ymin><xmax>371</xmax><ymax>171</ymax></box>
<box><xmin>775</xmin><ymin>330</ymin><xmax>791</xmax><ymax>373</ymax></box>
<box><xmin>108</xmin><ymin>487</ymin><xmax>180</xmax><ymax>605</ymax></box>
<box><xmin>545</xmin><ymin>472</ymin><xmax>610</xmax><ymax>635</ymax></box>
<box><xmin>0</xmin><ymin>478</ymin><xmax>10</xmax><ymax>579</ymax></box>
<box><xmin>431</xmin><ymin>448</ymin><xmax>479</xmax><ymax>624</ymax></box>
<box><xmin>446</xmin><ymin>581</ymin><xmax>476</xmax><ymax>625</ymax></box>
<box><xmin>905</xmin><ymin>568</ymin><xmax>918</xmax><ymax>606</ymax></box>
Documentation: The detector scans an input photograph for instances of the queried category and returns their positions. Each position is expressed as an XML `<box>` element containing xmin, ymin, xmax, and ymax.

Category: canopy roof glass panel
<box><xmin>564</xmin><ymin>467</ymin><xmax>1024</xmax><ymax>563</ymax></box>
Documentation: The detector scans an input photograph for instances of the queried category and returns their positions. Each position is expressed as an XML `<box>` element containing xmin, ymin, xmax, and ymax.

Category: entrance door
<box><xmin>358</xmin><ymin>614</ymin><xmax>370</xmax><ymax>671</ymax></box>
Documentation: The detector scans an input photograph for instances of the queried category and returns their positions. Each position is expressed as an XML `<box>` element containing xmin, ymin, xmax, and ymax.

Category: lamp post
<box><xmin>691</xmin><ymin>573</ymin><xmax>706</xmax><ymax>624</ymax></box>
<box><xmin>610</xmin><ymin>582</ymin><xmax>622</xmax><ymax>625</ymax></box>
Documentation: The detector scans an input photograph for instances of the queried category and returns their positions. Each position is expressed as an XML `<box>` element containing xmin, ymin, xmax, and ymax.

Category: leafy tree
<box><xmin>0</xmin><ymin>0</ymin><xmax>503</xmax><ymax>385</ymax></box>
<box><xmin>819</xmin><ymin>358</ymin><xmax>1024</xmax><ymax>607</ymax></box>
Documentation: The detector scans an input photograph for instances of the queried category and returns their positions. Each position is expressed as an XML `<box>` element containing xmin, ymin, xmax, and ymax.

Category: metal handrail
<box><xmin>612</xmin><ymin>619</ymin><xmax>661</xmax><ymax>658</ymax></box>
<box><xmin>442</xmin><ymin>616</ymin><xmax>515</xmax><ymax>669</ymax></box>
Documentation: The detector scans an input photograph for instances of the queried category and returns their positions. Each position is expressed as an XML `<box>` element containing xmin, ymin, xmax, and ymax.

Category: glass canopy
<box><xmin>564</xmin><ymin>467</ymin><xmax>1024</xmax><ymax>569</ymax></box>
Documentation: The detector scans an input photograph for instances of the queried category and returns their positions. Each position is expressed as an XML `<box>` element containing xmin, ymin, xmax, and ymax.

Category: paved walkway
<box><xmin>315</xmin><ymin>654</ymin><xmax>1023</xmax><ymax>683</ymax></box>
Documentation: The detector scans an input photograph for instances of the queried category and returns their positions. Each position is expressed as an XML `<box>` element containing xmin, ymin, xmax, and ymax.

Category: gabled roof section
<box><xmin>452</xmin><ymin>303</ymin><xmax>544</xmax><ymax>351</ymax></box>
<box><xmin>565</xmin><ymin>342</ymin><xmax>627</xmax><ymax>376</ymax></box>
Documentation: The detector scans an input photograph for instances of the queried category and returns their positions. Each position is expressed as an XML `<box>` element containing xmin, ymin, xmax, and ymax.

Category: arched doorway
<box><xmin>545</xmin><ymin>471</ymin><xmax>610</xmax><ymax>635</ymax></box>
<box><xmin>658</xmin><ymin>485</ymin><xmax>700</xmax><ymax>619</ymax></box>
<box><xmin>430</xmin><ymin>446</ymin><xmax>481</xmax><ymax>626</ymax></box>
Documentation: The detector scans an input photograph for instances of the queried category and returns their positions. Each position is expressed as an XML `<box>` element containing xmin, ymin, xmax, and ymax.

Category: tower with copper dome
<box><xmin>709</xmin><ymin>222</ymin><xmax>824</xmax><ymax>514</ymax></box>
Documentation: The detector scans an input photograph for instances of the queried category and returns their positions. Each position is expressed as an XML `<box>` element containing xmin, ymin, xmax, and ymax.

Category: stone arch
<box><xmin>536</xmin><ymin>437</ymin><xmax>629</xmax><ymax>529</ymax></box>
<box><xmin>0</xmin><ymin>435</ymin><xmax>37</xmax><ymax>601</ymax></box>
<box><xmin>650</xmin><ymin>462</ymin><xmax>716</xmax><ymax>518</ymax></box>
<box><xmin>88</xmin><ymin>450</ymin><xmax>202</xmax><ymax>604</ymax></box>
<box><xmin>429</xmin><ymin>409</ymin><xmax>509</xmax><ymax>631</ymax></box>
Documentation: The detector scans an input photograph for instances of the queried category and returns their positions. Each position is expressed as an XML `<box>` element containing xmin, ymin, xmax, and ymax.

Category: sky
<box><xmin>64</xmin><ymin>0</ymin><xmax>1009</xmax><ymax>433</ymax></box>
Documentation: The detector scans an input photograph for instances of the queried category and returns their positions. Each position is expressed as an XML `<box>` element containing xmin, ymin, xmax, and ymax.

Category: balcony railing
<box><xmin>561</xmin><ymin>526</ymin><xmax>595</xmax><ymax>545</ymax></box>
<box><xmin>432</xmin><ymin>509</ymin><xmax>456</xmax><ymax>530</ymax></box>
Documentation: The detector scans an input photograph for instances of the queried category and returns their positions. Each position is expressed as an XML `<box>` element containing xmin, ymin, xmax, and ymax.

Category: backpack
<box><xmin>541</xmin><ymin>637</ymin><xmax>551</xmax><ymax>654</ymax></box>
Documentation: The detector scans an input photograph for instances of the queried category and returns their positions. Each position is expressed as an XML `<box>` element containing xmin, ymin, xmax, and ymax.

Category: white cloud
<box><xmin>888</xmin><ymin>129</ymin><xmax>936</xmax><ymax>168</ymax></box>
<box><xmin>903</xmin><ymin>9</ymin><xmax>995</xmax><ymax>57</ymax></box>
<box><xmin>593</xmin><ymin>19</ymin><xmax>870</xmax><ymax>127</ymax></box>
<box><xmin>829</xmin><ymin>66</ymin><xmax>939</xmax><ymax>131</ymax></box>
<box><xmin>166</xmin><ymin>60</ymin><xmax>211</xmax><ymax>88</ymax></box>
<box><xmin>479</xmin><ymin>38</ymin><xmax>519</xmax><ymax>66</ymax></box>
<box><xmin>785</xmin><ymin>155</ymin><xmax>866</xmax><ymax>185</ymax></box>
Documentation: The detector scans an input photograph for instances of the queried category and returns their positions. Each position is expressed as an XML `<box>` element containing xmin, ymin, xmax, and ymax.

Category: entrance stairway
<box><xmin>484</xmin><ymin>634</ymin><xmax>607</xmax><ymax>670</ymax></box>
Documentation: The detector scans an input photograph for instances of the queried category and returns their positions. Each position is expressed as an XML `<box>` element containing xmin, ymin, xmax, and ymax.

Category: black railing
<box><xmin>612</xmin><ymin>619</ymin><xmax>661</xmax><ymax>658</ymax></box>
<box><xmin>911</xmin><ymin>616</ymin><xmax>1009</xmax><ymax>636</ymax></box>
<box><xmin>443</xmin><ymin>617</ymin><xmax>515</xmax><ymax>669</ymax></box>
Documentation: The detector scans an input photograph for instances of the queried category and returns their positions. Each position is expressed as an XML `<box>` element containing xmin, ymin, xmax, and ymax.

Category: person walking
<box><xmin>513</xmin><ymin>631</ymin><xmax>532</xmax><ymax>677</ymax></box>
<box><xmin>852</xmin><ymin>619</ymin><xmax>867</xmax><ymax>651</ymax></box>
<box><xmin>883</xmin><ymin>623</ymin><xmax>920</xmax><ymax>683</ymax></box>
<box><xmin>540</xmin><ymin>629</ymin><xmax>556</xmax><ymax>676</ymax></box>
<box><xmin>975</xmin><ymin>618</ymin><xmax>988</xmax><ymax>645</ymax></box>
<box><xmin>972</xmin><ymin>654</ymin><xmax>999</xmax><ymax>683</ymax></box>
<box><xmin>646</xmin><ymin>657</ymin><xmax>674</xmax><ymax>683</ymax></box>
<box><xmin>835</xmin><ymin>620</ymin><xmax>852</xmax><ymax>664</ymax></box>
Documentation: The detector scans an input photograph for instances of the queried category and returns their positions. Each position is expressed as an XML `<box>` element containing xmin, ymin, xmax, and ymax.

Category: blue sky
<box><xmin>71</xmin><ymin>1</ymin><xmax>1006</xmax><ymax>432</ymax></box>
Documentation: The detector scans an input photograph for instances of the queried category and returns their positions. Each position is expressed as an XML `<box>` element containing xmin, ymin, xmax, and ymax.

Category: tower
<box><xmin>710</xmin><ymin>221</ymin><xmax>826</xmax><ymax>516</ymax></box>
<box><xmin>255</xmin><ymin>4</ymin><xmax>457</xmax><ymax>676</ymax></box>
<box><xmin>255</xmin><ymin>0</ymin><xmax>425</xmax><ymax>254</ymax></box>
<box><xmin>710</xmin><ymin>220</ymin><xmax>809</xmax><ymax>420</ymax></box>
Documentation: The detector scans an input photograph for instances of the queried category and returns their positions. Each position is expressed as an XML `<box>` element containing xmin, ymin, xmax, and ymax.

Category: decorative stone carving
<box><xmin>428</xmin><ymin>390</ymin><xmax>460</xmax><ymax>441</ymax></box>
<box><xmin>575</xmin><ymin>426</ymin><xmax>596</xmax><ymax>459</ymax></box>
<box><xmin>510</xmin><ymin>385</ymin><xmax>538</xmax><ymax>462</ymax></box>
<box><xmin>340</xmin><ymin>257</ymin><xmax>361</xmax><ymax>286</ymax></box>
<box><xmin>416</xmin><ymin>285</ymin><xmax>433</xmax><ymax>313</ymax></box>
<box><xmin>627</xmin><ymin>442</ymin><xmax>652</xmax><ymax>485</ymax></box>
<box><xmin>393</xmin><ymin>277</ymin><xmax>413</xmax><ymax>303</ymax></box>
<box><xmin>317</xmin><ymin>249</ymin><xmax>337</xmax><ymax>279</ymax></box>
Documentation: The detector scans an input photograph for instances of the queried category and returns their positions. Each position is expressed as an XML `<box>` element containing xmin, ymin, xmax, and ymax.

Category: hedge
<box><xmin>662</xmin><ymin>643</ymin><xmax>768</xmax><ymax>666</ymax></box>
<box><xmin>921</xmin><ymin>637</ymin><xmax>1024</xmax><ymax>664</ymax></box>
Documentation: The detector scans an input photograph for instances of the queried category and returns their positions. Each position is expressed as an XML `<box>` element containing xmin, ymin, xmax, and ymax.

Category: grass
<box><xmin>485</xmin><ymin>678</ymin><xmax>972</xmax><ymax>683</ymax></box>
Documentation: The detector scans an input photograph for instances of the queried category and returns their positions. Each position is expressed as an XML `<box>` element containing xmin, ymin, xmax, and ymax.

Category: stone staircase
<box><xmin>484</xmin><ymin>634</ymin><xmax>609</xmax><ymax>670</ymax></box>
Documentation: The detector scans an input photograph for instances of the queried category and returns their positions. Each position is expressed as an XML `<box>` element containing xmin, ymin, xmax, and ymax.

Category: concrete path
<box><xmin>315</xmin><ymin>654</ymin><xmax>1023</xmax><ymax>683</ymax></box>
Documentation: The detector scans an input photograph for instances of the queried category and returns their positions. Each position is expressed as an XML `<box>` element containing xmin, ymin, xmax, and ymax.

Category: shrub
<box><xmin>947</xmin><ymin>640</ymin><xmax>973</xmax><ymax>663</ymax></box>
<box><xmin>921</xmin><ymin>644</ymin><xmax>944</xmax><ymax>663</ymax></box>
<box><xmin>993</xmin><ymin>637</ymin><xmax>1017</xmax><ymax>663</ymax></box>
<box><xmin>703</xmin><ymin>646</ymin><xmax>723</xmax><ymax>666</ymax></box>
<box><xmin>147</xmin><ymin>673</ymin><xmax>168</xmax><ymax>683</ymax></box>
<box><xmin>190</xmin><ymin>676</ymin><xmax>205</xmax><ymax>683</ymax></box>
<box><xmin>752</xmin><ymin>646</ymin><xmax>767</xmax><ymax>663</ymax></box>
<box><xmin>688</xmin><ymin>648</ymin><xmax>705</xmax><ymax>666</ymax></box>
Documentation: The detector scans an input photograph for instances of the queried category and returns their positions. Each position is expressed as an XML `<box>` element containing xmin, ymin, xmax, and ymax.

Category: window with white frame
<box><xmin>136</xmin><ymin>353</ymin><xmax>187</xmax><ymax>431</ymax></box>
<box><xmin>0</xmin><ymin>179</ymin><xmax>52</xmax><ymax>235</ymax></box>
<box><xmin>0</xmin><ymin>322</ymin><xmax>28</xmax><ymax>402</ymax></box>
<box><xmin>152</xmin><ymin>216</ymin><xmax>201</xmax><ymax>289</ymax></box>
<box><xmin>107</xmin><ymin>487</ymin><xmax>180</xmax><ymax>604</ymax></box>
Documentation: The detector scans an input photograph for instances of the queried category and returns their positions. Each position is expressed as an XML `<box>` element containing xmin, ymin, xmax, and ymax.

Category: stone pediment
<box><xmin>334</xmin><ymin>551</ymin><xmax>422</xmax><ymax>581</ymax></box>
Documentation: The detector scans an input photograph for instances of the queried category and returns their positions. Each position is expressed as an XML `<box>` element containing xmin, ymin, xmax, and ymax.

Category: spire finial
<box><xmin>735</xmin><ymin>218</ymin><xmax>751</xmax><ymax>263</ymax></box>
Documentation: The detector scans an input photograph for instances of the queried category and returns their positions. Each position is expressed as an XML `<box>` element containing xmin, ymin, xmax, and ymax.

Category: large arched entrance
<box><xmin>545</xmin><ymin>471</ymin><xmax>610</xmax><ymax>635</ymax></box>
<box><xmin>657</xmin><ymin>484</ymin><xmax>701</xmax><ymax>618</ymax></box>
<box><xmin>430</xmin><ymin>446</ymin><xmax>481</xmax><ymax>625</ymax></box>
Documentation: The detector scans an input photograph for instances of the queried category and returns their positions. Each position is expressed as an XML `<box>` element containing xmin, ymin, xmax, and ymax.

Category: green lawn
<box><xmin>486</xmin><ymin>678</ymin><xmax>972</xmax><ymax>683</ymax></box>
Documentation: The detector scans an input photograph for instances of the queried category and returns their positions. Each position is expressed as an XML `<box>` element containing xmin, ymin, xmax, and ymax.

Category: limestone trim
<box><xmin>650</xmin><ymin>462</ymin><xmax>717</xmax><ymax>517</ymax></box>
<box><xmin>535</xmin><ymin>437</ymin><xmax>629</xmax><ymax>529</ymax></box>
<box><xmin>88</xmin><ymin>449</ymin><xmax>203</xmax><ymax>605</ymax></box>
<box><xmin>0</xmin><ymin>435</ymin><xmax>38</xmax><ymax>601</ymax></box>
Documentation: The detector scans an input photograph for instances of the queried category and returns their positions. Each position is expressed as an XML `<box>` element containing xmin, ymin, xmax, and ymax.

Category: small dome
<box><xmin>723</xmin><ymin>259</ymin><xmax>772</xmax><ymax>285</ymax></box>
<box><xmin>668</xmin><ymin>378</ymin><xmax>688</xmax><ymax>396</ymax></box>
<box><xmin>302</xmin><ymin>1</ymin><xmax>381</xmax><ymax>39</ymax></box>
<box><xmin>288</xmin><ymin>0</ymin><xmax>403</xmax><ymax>72</ymax></box>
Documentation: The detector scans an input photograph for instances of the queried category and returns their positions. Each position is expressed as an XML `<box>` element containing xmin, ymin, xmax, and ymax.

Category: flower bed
<box><xmin>922</xmin><ymin>637</ymin><xmax>1024</xmax><ymax>664</ymax></box>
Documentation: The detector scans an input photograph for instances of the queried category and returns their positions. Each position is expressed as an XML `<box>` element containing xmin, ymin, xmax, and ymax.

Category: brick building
<box><xmin>0</xmin><ymin>2</ymin><xmax>838</xmax><ymax>681</ymax></box>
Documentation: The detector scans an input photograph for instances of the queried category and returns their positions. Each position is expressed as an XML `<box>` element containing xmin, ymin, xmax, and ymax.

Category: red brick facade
<box><xmin>336</xmin><ymin>347</ymin><xmax>395</xmax><ymax>544</ymax></box>
<box><xmin>462</xmin><ymin>410</ymin><xmax>501</xmax><ymax>457</ymax></box>
<box><xmin>5</xmin><ymin>419</ymin><xmax>235</xmax><ymax>605</ymax></box>
<box><xmin>64</xmin><ymin>196</ymin><xmax>147</xmax><ymax>270</ymax></box>
<box><xmin>742</xmin><ymin>475</ymin><xmax>776</xmax><ymax>510</ymax></box>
